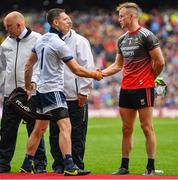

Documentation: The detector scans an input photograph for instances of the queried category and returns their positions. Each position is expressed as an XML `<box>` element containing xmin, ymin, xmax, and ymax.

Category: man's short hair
<box><xmin>116</xmin><ymin>2</ymin><xmax>139</xmax><ymax>12</ymax></box>
<box><xmin>46</xmin><ymin>8</ymin><xmax>65</xmax><ymax>25</ymax></box>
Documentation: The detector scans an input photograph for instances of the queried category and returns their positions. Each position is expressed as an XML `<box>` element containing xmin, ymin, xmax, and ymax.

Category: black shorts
<box><xmin>119</xmin><ymin>88</ymin><xmax>154</xmax><ymax>109</ymax></box>
<box><xmin>50</xmin><ymin>107</ymin><xmax>69</xmax><ymax>122</ymax></box>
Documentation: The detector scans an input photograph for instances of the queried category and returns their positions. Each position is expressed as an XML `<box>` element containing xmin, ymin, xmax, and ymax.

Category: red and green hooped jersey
<box><xmin>118</xmin><ymin>27</ymin><xmax>159</xmax><ymax>89</ymax></box>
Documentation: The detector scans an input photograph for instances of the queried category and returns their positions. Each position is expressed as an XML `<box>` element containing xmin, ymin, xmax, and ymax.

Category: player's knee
<box><xmin>122</xmin><ymin>125</ymin><xmax>133</xmax><ymax>136</ymax></box>
<box><xmin>33</xmin><ymin>127</ymin><xmax>47</xmax><ymax>137</ymax></box>
<box><xmin>59</xmin><ymin>119</ymin><xmax>72</xmax><ymax>134</ymax></box>
<box><xmin>141</xmin><ymin>124</ymin><xmax>154</xmax><ymax>136</ymax></box>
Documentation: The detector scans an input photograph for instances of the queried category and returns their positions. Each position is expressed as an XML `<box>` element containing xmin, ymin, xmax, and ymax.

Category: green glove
<box><xmin>154</xmin><ymin>77</ymin><xmax>167</xmax><ymax>97</ymax></box>
<box><xmin>154</xmin><ymin>76</ymin><xmax>166</xmax><ymax>86</ymax></box>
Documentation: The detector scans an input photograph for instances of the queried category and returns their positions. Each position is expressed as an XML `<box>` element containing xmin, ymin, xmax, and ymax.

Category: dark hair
<box><xmin>46</xmin><ymin>8</ymin><xmax>65</xmax><ymax>25</ymax></box>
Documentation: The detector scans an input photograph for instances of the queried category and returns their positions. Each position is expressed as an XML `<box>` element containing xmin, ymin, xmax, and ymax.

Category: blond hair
<box><xmin>116</xmin><ymin>2</ymin><xmax>139</xmax><ymax>12</ymax></box>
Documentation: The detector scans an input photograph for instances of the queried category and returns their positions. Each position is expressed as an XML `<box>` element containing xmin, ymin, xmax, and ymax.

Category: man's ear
<box><xmin>131</xmin><ymin>13</ymin><xmax>137</xmax><ymax>19</ymax></box>
<box><xmin>129</xmin><ymin>14</ymin><xmax>133</xmax><ymax>19</ymax></box>
<box><xmin>53</xmin><ymin>19</ymin><xmax>58</xmax><ymax>26</ymax></box>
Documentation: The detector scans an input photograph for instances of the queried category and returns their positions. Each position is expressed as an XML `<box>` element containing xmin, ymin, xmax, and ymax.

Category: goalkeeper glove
<box><xmin>154</xmin><ymin>76</ymin><xmax>167</xmax><ymax>97</ymax></box>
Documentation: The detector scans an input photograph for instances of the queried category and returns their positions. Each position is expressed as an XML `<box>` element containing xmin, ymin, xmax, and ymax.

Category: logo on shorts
<box><xmin>140</xmin><ymin>99</ymin><xmax>145</xmax><ymax>105</ymax></box>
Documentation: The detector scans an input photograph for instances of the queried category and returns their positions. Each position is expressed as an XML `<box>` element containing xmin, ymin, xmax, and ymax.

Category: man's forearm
<box><xmin>102</xmin><ymin>63</ymin><xmax>122</xmax><ymax>77</ymax></box>
<box><xmin>76</xmin><ymin>67</ymin><xmax>102</xmax><ymax>80</ymax></box>
<box><xmin>152</xmin><ymin>63</ymin><xmax>164</xmax><ymax>79</ymax></box>
<box><xmin>24</xmin><ymin>67</ymin><xmax>33</xmax><ymax>90</ymax></box>
<box><xmin>66</xmin><ymin>59</ymin><xmax>102</xmax><ymax>80</ymax></box>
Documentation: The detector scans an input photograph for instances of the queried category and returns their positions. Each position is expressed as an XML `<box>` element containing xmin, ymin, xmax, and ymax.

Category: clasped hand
<box><xmin>93</xmin><ymin>69</ymin><xmax>103</xmax><ymax>81</ymax></box>
<box><xmin>25</xmin><ymin>82</ymin><xmax>36</xmax><ymax>100</ymax></box>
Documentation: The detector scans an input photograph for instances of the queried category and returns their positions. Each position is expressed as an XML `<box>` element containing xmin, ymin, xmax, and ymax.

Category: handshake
<box><xmin>92</xmin><ymin>69</ymin><xmax>104</xmax><ymax>81</ymax></box>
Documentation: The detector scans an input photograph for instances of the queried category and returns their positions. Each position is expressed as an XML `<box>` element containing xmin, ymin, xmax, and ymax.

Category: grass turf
<box><xmin>10</xmin><ymin>117</ymin><xmax>178</xmax><ymax>175</ymax></box>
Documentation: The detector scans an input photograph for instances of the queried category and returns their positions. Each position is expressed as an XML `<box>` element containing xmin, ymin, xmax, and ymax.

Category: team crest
<box><xmin>140</xmin><ymin>99</ymin><xmax>145</xmax><ymax>105</ymax></box>
<box><xmin>139</xmin><ymin>80</ymin><xmax>143</xmax><ymax>84</ymax></box>
<box><xmin>134</xmin><ymin>37</ymin><xmax>141</xmax><ymax>45</ymax></box>
<box><xmin>127</xmin><ymin>38</ymin><xmax>132</xmax><ymax>45</ymax></box>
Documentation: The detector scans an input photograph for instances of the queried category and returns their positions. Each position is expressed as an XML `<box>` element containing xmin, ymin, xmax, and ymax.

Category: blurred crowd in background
<box><xmin>0</xmin><ymin>8</ymin><xmax>178</xmax><ymax>110</ymax></box>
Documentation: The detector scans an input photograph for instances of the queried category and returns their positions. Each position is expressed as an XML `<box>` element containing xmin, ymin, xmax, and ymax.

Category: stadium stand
<box><xmin>0</xmin><ymin>7</ymin><xmax>178</xmax><ymax>115</ymax></box>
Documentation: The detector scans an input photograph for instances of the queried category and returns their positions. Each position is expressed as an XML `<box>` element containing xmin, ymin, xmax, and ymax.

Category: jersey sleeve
<box><xmin>57</xmin><ymin>43</ymin><xmax>73</xmax><ymax>62</ymax></box>
<box><xmin>144</xmin><ymin>32</ymin><xmax>159</xmax><ymax>51</ymax></box>
<box><xmin>117</xmin><ymin>39</ymin><xmax>122</xmax><ymax>55</ymax></box>
<box><xmin>117</xmin><ymin>32</ymin><xmax>127</xmax><ymax>55</ymax></box>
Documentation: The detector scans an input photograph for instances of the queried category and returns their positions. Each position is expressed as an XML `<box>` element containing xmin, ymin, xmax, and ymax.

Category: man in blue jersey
<box><xmin>49</xmin><ymin>12</ymin><xmax>94</xmax><ymax>173</ymax></box>
<box><xmin>20</xmin><ymin>8</ymin><xmax>102</xmax><ymax>176</ymax></box>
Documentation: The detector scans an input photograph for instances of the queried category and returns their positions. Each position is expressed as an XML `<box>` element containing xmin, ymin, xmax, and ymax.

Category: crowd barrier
<box><xmin>0</xmin><ymin>107</ymin><xmax>178</xmax><ymax>119</ymax></box>
<box><xmin>89</xmin><ymin>108</ymin><xmax>178</xmax><ymax>119</ymax></box>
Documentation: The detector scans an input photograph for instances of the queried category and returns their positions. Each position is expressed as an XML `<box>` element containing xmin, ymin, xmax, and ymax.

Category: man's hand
<box><xmin>92</xmin><ymin>69</ymin><xmax>103</xmax><ymax>81</ymax></box>
<box><xmin>25</xmin><ymin>82</ymin><xmax>36</xmax><ymax>100</ymax></box>
<box><xmin>78</xmin><ymin>94</ymin><xmax>87</xmax><ymax>107</ymax></box>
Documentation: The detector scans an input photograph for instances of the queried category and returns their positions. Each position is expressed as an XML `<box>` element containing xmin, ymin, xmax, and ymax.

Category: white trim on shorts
<box><xmin>36</xmin><ymin>91</ymin><xmax>68</xmax><ymax>114</ymax></box>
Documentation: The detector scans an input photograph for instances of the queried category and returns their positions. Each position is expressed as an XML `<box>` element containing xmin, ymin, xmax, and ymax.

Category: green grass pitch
<box><xmin>10</xmin><ymin>117</ymin><xmax>178</xmax><ymax>175</ymax></box>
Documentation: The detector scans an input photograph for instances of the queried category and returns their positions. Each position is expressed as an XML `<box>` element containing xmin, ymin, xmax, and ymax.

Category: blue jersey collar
<box><xmin>49</xmin><ymin>27</ymin><xmax>63</xmax><ymax>39</ymax></box>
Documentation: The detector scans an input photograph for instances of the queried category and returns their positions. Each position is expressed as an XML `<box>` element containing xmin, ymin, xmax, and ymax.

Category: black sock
<box><xmin>22</xmin><ymin>154</ymin><xmax>34</xmax><ymax>168</ymax></box>
<box><xmin>146</xmin><ymin>158</ymin><xmax>155</xmax><ymax>170</ymax></box>
<box><xmin>64</xmin><ymin>154</ymin><xmax>74</xmax><ymax>171</ymax></box>
<box><xmin>120</xmin><ymin>158</ymin><xmax>129</xmax><ymax>169</ymax></box>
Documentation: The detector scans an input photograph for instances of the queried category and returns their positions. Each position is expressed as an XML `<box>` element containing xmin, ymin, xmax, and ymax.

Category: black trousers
<box><xmin>0</xmin><ymin>97</ymin><xmax>47</xmax><ymax>172</ymax></box>
<box><xmin>49</xmin><ymin>100</ymin><xmax>88</xmax><ymax>170</ymax></box>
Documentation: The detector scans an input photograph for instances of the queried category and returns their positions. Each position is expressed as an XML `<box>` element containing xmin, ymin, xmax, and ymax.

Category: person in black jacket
<box><xmin>0</xmin><ymin>11</ymin><xmax>47</xmax><ymax>173</ymax></box>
